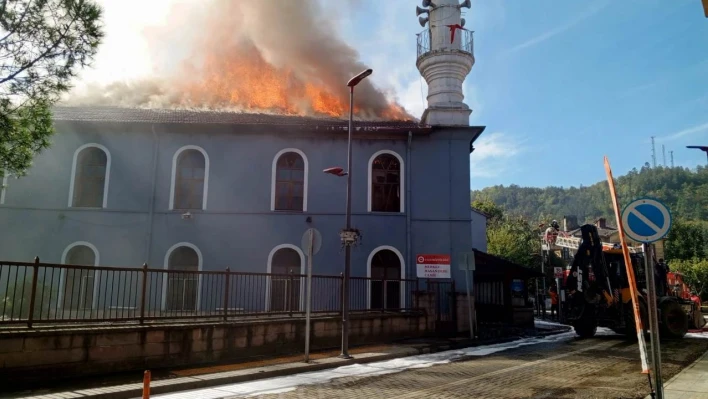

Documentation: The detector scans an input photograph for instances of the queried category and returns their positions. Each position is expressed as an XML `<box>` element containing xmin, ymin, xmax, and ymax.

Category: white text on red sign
<box><xmin>416</xmin><ymin>254</ymin><xmax>451</xmax><ymax>278</ymax></box>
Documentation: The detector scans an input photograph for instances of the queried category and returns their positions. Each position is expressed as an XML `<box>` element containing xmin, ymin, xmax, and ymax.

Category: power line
<box><xmin>670</xmin><ymin>150</ymin><xmax>674</xmax><ymax>167</ymax></box>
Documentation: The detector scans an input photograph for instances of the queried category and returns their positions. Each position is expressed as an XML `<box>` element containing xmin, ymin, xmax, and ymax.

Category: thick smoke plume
<box><xmin>64</xmin><ymin>0</ymin><xmax>413</xmax><ymax>120</ymax></box>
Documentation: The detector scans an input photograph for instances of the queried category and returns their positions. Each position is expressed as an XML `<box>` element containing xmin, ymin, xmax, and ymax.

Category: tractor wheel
<box><xmin>659</xmin><ymin>300</ymin><xmax>688</xmax><ymax>339</ymax></box>
<box><xmin>573</xmin><ymin>308</ymin><xmax>597</xmax><ymax>338</ymax></box>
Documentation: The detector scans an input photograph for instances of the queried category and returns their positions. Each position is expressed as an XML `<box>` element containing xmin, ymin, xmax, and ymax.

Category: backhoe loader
<box><xmin>562</xmin><ymin>224</ymin><xmax>696</xmax><ymax>339</ymax></box>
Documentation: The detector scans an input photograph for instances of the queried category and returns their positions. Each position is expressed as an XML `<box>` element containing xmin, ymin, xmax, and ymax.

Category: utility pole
<box><xmin>670</xmin><ymin>151</ymin><xmax>674</xmax><ymax>168</ymax></box>
<box><xmin>651</xmin><ymin>136</ymin><xmax>657</xmax><ymax>168</ymax></box>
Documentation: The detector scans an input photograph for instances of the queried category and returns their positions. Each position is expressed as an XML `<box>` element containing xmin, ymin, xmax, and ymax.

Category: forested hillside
<box><xmin>470</xmin><ymin>165</ymin><xmax>708</xmax><ymax>223</ymax></box>
<box><xmin>471</xmin><ymin>165</ymin><xmax>708</xmax><ymax>297</ymax></box>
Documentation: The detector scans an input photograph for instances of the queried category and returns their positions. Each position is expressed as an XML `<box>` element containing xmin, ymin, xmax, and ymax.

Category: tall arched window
<box><xmin>267</xmin><ymin>246</ymin><xmax>303</xmax><ymax>312</ymax></box>
<box><xmin>170</xmin><ymin>146</ymin><xmax>209</xmax><ymax>210</ymax></box>
<box><xmin>61</xmin><ymin>242</ymin><xmax>99</xmax><ymax>310</ymax></box>
<box><xmin>368</xmin><ymin>247</ymin><xmax>403</xmax><ymax>310</ymax></box>
<box><xmin>164</xmin><ymin>244</ymin><xmax>201</xmax><ymax>312</ymax></box>
<box><xmin>70</xmin><ymin>144</ymin><xmax>110</xmax><ymax>208</ymax></box>
<box><xmin>271</xmin><ymin>149</ymin><xmax>308</xmax><ymax>212</ymax></box>
<box><xmin>368</xmin><ymin>151</ymin><xmax>404</xmax><ymax>213</ymax></box>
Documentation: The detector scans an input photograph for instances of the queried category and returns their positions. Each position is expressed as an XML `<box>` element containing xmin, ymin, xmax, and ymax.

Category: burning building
<box><xmin>0</xmin><ymin>0</ymin><xmax>501</xmax><ymax>321</ymax></box>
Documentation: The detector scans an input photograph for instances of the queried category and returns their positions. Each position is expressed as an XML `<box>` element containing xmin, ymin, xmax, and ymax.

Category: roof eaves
<box><xmin>50</xmin><ymin>106</ymin><xmax>425</xmax><ymax>129</ymax></box>
<box><xmin>470</xmin><ymin>207</ymin><xmax>491</xmax><ymax>219</ymax></box>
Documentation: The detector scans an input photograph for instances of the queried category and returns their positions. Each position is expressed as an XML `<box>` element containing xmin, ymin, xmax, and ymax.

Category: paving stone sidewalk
<box><xmin>647</xmin><ymin>349</ymin><xmax>708</xmax><ymax>399</ymax></box>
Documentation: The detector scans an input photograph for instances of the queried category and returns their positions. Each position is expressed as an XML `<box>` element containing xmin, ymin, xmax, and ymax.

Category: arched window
<box><xmin>61</xmin><ymin>242</ymin><xmax>99</xmax><ymax>310</ymax></box>
<box><xmin>267</xmin><ymin>245</ymin><xmax>303</xmax><ymax>312</ymax></box>
<box><xmin>70</xmin><ymin>145</ymin><xmax>110</xmax><ymax>208</ymax></box>
<box><xmin>368</xmin><ymin>247</ymin><xmax>403</xmax><ymax>310</ymax></box>
<box><xmin>170</xmin><ymin>146</ymin><xmax>209</xmax><ymax>210</ymax></box>
<box><xmin>271</xmin><ymin>149</ymin><xmax>308</xmax><ymax>212</ymax></box>
<box><xmin>164</xmin><ymin>244</ymin><xmax>201</xmax><ymax>312</ymax></box>
<box><xmin>368</xmin><ymin>151</ymin><xmax>404</xmax><ymax>213</ymax></box>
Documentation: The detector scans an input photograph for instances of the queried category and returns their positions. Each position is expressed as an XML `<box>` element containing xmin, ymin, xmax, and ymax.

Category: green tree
<box><xmin>471</xmin><ymin>197</ymin><xmax>503</xmax><ymax>223</ymax></box>
<box><xmin>471</xmin><ymin>165</ymin><xmax>708</xmax><ymax>223</ymax></box>
<box><xmin>473</xmin><ymin>198</ymin><xmax>539</xmax><ymax>267</ymax></box>
<box><xmin>671</xmin><ymin>258</ymin><xmax>708</xmax><ymax>300</ymax></box>
<box><xmin>486</xmin><ymin>216</ymin><xmax>539</xmax><ymax>267</ymax></box>
<box><xmin>0</xmin><ymin>0</ymin><xmax>103</xmax><ymax>177</ymax></box>
<box><xmin>665</xmin><ymin>219</ymin><xmax>708</xmax><ymax>261</ymax></box>
<box><xmin>471</xmin><ymin>165</ymin><xmax>708</xmax><ymax>264</ymax></box>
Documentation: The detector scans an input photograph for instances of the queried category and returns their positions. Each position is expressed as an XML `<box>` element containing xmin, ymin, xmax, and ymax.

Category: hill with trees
<box><xmin>472</xmin><ymin>165</ymin><xmax>708</xmax><ymax>298</ymax></box>
<box><xmin>470</xmin><ymin>165</ymin><xmax>708</xmax><ymax>223</ymax></box>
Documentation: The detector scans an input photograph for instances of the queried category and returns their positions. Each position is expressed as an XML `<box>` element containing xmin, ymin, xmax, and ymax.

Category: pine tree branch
<box><xmin>0</xmin><ymin>5</ymin><xmax>78</xmax><ymax>84</ymax></box>
<box><xmin>0</xmin><ymin>0</ymin><xmax>34</xmax><ymax>43</ymax></box>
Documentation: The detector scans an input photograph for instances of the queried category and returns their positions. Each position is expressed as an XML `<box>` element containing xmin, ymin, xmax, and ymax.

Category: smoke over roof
<box><xmin>63</xmin><ymin>0</ymin><xmax>413</xmax><ymax>121</ymax></box>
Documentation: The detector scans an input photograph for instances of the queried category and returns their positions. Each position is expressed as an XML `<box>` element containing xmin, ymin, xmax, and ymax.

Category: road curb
<box><xmin>11</xmin><ymin>329</ymin><xmax>571</xmax><ymax>399</ymax></box>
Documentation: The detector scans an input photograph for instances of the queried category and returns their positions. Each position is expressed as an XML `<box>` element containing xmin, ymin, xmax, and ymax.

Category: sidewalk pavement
<box><xmin>647</xmin><ymin>349</ymin><xmax>708</xmax><ymax>399</ymax></box>
<box><xmin>5</xmin><ymin>324</ymin><xmax>569</xmax><ymax>399</ymax></box>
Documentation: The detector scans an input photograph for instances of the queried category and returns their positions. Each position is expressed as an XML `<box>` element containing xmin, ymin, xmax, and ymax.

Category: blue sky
<box><xmin>335</xmin><ymin>0</ymin><xmax>708</xmax><ymax>190</ymax></box>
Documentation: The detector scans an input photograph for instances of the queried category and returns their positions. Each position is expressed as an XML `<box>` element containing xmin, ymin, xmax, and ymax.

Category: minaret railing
<box><xmin>416</xmin><ymin>28</ymin><xmax>474</xmax><ymax>59</ymax></box>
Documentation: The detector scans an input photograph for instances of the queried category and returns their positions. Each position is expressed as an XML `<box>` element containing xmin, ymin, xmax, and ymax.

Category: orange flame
<box><xmin>176</xmin><ymin>46</ymin><xmax>411</xmax><ymax>120</ymax></box>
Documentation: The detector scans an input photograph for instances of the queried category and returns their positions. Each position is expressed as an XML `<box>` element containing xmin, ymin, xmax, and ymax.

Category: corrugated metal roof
<box><xmin>51</xmin><ymin>106</ymin><xmax>423</xmax><ymax>129</ymax></box>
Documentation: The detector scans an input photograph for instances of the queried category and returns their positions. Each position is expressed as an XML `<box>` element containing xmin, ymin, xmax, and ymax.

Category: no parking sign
<box><xmin>621</xmin><ymin>197</ymin><xmax>672</xmax><ymax>243</ymax></box>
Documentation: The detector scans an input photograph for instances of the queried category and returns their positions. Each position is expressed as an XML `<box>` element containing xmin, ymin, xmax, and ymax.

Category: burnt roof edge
<box><xmin>53</xmin><ymin>119</ymin><xmax>486</xmax><ymax>140</ymax></box>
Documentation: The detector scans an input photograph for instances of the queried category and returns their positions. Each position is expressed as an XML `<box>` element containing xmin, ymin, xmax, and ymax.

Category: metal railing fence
<box><xmin>0</xmin><ymin>259</ymin><xmax>419</xmax><ymax>327</ymax></box>
<box><xmin>416</xmin><ymin>28</ymin><xmax>474</xmax><ymax>58</ymax></box>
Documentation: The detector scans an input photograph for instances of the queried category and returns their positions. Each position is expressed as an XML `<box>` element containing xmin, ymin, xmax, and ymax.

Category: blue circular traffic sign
<box><xmin>621</xmin><ymin>197</ymin><xmax>672</xmax><ymax>243</ymax></box>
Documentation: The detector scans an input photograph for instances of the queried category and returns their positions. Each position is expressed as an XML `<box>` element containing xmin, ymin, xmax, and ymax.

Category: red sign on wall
<box><xmin>416</xmin><ymin>254</ymin><xmax>451</xmax><ymax>279</ymax></box>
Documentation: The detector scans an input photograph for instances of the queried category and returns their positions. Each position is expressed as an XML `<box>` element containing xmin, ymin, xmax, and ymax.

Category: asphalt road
<box><xmin>244</xmin><ymin>336</ymin><xmax>708</xmax><ymax>399</ymax></box>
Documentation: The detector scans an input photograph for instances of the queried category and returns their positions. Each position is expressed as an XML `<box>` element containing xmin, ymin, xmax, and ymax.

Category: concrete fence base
<box><xmin>0</xmin><ymin>311</ymin><xmax>430</xmax><ymax>386</ymax></box>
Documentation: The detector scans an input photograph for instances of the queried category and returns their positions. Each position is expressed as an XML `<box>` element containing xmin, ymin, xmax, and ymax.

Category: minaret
<box><xmin>416</xmin><ymin>0</ymin><xmax>474</xmax><ymax>126</ymax></box>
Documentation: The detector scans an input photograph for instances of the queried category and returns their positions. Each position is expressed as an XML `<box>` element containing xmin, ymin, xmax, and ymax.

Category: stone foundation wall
<box><xmin>0</xmin><ymin>312</ymin><xmax>429</xmax><ymax>386</ymax></box>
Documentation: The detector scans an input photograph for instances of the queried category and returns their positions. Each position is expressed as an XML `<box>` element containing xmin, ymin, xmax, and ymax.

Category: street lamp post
<box><xmin>324</xmin><ymin>68</ymin><xmax>372</xmax><ymax>360</ymax></box>
<box><xmin>686</xmin><ymin>146</ymin><xmax>708</xmax><ymax>165</ymax></box>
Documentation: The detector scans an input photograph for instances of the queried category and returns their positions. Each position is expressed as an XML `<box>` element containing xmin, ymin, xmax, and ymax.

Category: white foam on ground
<box><xmin>152</xmin><ymin>330</ymin><xmax>602</xmax><ymax>399</ymax></box>
<box><xmin>534</xmin><ymin>319</ymin><xmax>568</xmax><ymax>328</ymax></box>
<box><xmin>686</xmin><ymin>332</ymin><xmax>708</xmax><ymax>339</ymax></box>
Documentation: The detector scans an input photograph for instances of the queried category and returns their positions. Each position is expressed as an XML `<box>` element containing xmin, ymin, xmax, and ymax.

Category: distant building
<box><xmin>568</xmin><ymin>218</ymin><xmax>618</xmax><ymax>241</ymax></box>
<box><xmin>566</xmin><ymin>217</ymin><xmax>665</xmax><ymax>260</ymax></box>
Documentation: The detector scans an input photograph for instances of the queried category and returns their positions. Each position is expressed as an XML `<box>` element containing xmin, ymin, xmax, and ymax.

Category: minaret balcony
<box><xmin>416</xmin><ymin>28</ymin><xmax>474</xmax><ymax>60</ymax></box>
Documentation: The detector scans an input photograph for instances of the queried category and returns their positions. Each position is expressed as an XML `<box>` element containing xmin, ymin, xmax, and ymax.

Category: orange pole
<box><xmin>143</xmin><ymin>370</ymin><xmax>151</xmax><ymax>399</ymax></box>
<box><xmin>604</xmin><ymin>156</ymin><xmax>650</xmax><ymax>374</ymax></box>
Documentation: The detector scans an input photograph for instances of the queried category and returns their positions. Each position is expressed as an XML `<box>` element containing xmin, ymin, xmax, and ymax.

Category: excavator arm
<box><xmin>564</xmin><ymin>224</ymin><xmax>615</xmax><ymax>320</ymax></box>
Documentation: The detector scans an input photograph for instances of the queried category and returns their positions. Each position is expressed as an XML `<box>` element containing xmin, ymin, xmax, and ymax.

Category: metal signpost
<box><xmin>301</xmin><ymin>228</ymin><xmax>322</xmax><ymax>363</ymax></box>
<box><xmin>553</xmin><ymin>267</ymin><xmax>563</xmax><ymax>279</ymax></box>
<box><xmin>622</xmin><ymin>197</ymin><xmax>673</xmax><ymax>399</ymax></box>
<box><xmin>539</xmin><ymin>244</ymin><xmax>548</xmax><ymax>318</ymax></box>
<box><xmin>554</xmin><ymin>267</ymin><xmax>564</xmax><ymax>321</ymax></box>
<box><xmin>458</xmin><ymin>252</ymin><xmax>476</xmax><ymax>339</ymax></box>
